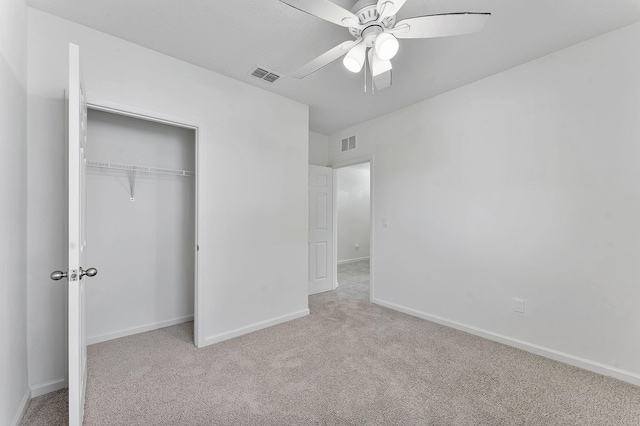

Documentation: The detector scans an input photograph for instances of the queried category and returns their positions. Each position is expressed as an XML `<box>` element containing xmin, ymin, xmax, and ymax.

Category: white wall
<box><xmin>27</xmin><ymin>8</ymin><xmax>309</xmax><ymax>394</ymax></box>
<box><xmin>85</xmin><ymin>110</ymin><xmax>195</xmax><ymax>344</ymax></box>
<box><xmin>309</xmin><ymin>131</ymin><xmax>328</xmax><ymax>166</ymax></box>
<box><xmin>0</xmin><ymin>0</ymin><xmax>30</xmax><ymax>423</ymax></box>
<box><xmin>337</xmin><ymin>164</ymin><xmax>370</xmax><ymax>263</ymax></box>
<box><xmin>329</xmin><ymin>22</ymin><xmax>640</xmax><ymax>384</ymax></box>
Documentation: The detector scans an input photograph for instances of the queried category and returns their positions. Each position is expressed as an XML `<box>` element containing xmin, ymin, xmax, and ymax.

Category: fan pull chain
<box><xmin>363</xmin><ymin>48</ymin><xmax>368</xmax><ymax>93</ymax></box>
<box><xmin>370</xmin><ymin>48</ymin><xmax>375</xmax><ymax>95</ymax></box>
<box><xmin>371</xmin><ymin>66</ymin><xmax>375</xmax><ymax>95</ymax></box>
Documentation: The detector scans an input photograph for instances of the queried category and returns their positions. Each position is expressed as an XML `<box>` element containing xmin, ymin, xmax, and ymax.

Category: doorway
<box><xmin>334</xmin><ymin>162</ymin><xmax>371</xmax><ymax>301</ymax></box>
<box><xmin>84</xmin><ymin>107</ymin><xmax>198</xmax><ymax>345</ymax></box>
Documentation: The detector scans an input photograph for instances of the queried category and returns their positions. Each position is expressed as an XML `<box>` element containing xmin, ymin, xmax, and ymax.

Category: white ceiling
<box><xmin>27</xmin><ymin>0</ymin><xmax>640</xmax><ymax>134</ymax></box>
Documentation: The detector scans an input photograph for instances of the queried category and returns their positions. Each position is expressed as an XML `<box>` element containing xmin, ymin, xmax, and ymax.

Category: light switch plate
<box><xmin>514</xmin><ymin>298</ymin><xmax>525</xmax><ymax>313</ymax></box>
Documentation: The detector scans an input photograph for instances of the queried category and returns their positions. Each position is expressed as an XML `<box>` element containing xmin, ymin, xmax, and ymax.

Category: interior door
<box><xmin>67</xmin><ymin>43</ymin><xmax>92</xmax><ymax>426</ymax></box>
<box><xmin>308</xmin><ymin>165</ymin><xmax>334</xmax><ymax>295</ymax></box>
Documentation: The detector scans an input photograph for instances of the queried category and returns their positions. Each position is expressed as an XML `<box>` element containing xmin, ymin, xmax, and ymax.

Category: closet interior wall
<box><xmin>337</xmin><ymin>163</ymin><xmax>371</xmax><ymax>263</ymax></box>
<box><xmin>85</xmin><ymin>109</ymin><xmax>196</xmax><ymax>344</ymax></box>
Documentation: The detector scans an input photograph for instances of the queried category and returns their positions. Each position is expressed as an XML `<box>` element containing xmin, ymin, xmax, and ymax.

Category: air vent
<box><xmin>263</xmin><ymin>73</ymin><xmax>280</xmax><ymax>83</ymax></box>
<box><xmin>341</xmin><ymin>135</ymin><xmax>357</xmax><ymax>152</ymax></box>
<box><xmin>251</xmin><ymin>68</ymin><xmax>269</xmax><ymax>79</ymax></box>
<box><xmin>250</xmin><ymin>66</ymin><xmax>280</xmax><ymax>83</ymax></box>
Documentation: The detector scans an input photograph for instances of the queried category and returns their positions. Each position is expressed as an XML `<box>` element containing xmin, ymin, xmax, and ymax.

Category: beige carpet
<box><xmin>336</xmin><ymin>259</ymin><xmax>370</xmax><ymax>301</ymax></box>
<box><xmin>23</xmin><ymin>291</ymin><xmax>640</xmax><ymax>425</ymax></box>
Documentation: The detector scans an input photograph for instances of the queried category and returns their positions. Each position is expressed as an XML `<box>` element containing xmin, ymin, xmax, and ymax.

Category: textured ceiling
<box><xmin>27</xmin><ymin>0</ymin><xmax>640</xmax><ymax>134</ymax></box>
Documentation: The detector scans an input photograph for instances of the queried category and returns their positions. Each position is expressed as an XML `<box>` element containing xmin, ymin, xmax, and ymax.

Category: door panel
<box><xmin>308</xmin><ymin>165</ymin><xmax>334</xmax><ymax>295</ymax></box>
<box><xmin>316</xmin><ymin>193</ymin><xmax>327</xmax><ymax>229</ymax></box>
<box><xmin>315</xmin><ymin>242</ymin><xmax>327</xmax><ymax>279</ymax></box>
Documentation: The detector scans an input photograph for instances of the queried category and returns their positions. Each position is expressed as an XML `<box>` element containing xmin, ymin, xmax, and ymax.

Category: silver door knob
<box><xmin>81</xmin><ymin>267</ymin><xmax>98</xmax><ymax>278</ymax></box>
<box><xmin>50</xmin><ymin>267</ymin><xmax>98</xmax><ymax>281</ymax></box>
<box><xmin>50</xmin><ymin>271</ymin><xmax>68</xmax><ymax>280</ymax></box>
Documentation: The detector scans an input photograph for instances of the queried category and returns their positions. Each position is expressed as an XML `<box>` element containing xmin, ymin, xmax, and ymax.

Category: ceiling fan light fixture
<box><xmin>374</xmin><ymin>32</ymin><xmax>399</xmax><ymax>61</ymax></box>
<box><xmin>343</xmin><ymin>42</ymin><xmax>367</xmax><ymax>73</ymax></box>
<box><xmin>368</xmin><ymin>49</ymin><xmax>392</xmax><ymax>77</ymax></box>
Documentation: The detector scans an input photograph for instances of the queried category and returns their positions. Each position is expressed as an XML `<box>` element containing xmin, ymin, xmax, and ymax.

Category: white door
<box><xmin>308</xmin><ymin>165</ymin><xmax>334</xmax><ymax>295</ymax></box>
<box><xmin>66</xmin><ymin>43</ymin><xmax>95</xmax><ymax>426</ymax></box>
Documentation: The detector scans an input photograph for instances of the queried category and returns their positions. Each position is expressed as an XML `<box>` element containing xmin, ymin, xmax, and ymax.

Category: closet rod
<box><xmin>87</xmin><ymin>161</ymin><xmax>194</xmax><ymax>177</ymax></box>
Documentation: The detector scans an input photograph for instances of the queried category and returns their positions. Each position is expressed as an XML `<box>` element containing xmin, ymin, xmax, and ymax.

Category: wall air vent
<box><xmin>250</xmin><ymin>66</ymin><xmax>280</xmax><ymax>83</ymax></box>
<box><xmin>341</xmin><ymin>135</ymin><xmax>357</xmax><ymax>152</ymax></box>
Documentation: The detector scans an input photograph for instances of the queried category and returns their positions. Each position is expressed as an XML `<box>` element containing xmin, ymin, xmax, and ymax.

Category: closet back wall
<box><xmin>85</xmin><ymin>109</ymin><xmax>195</xmax><ymax>344</ymax></box>
<box><xmin>337</xmin><ymin>164</ymin><xmax>370</xmax><ymax>263</ymax></box>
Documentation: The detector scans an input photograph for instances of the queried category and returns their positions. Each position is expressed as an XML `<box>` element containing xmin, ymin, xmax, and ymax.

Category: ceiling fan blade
<box><xmin>391</xmin><ymin>12</ymin><xmax>491</xmax><ymax>39</ymax></box>
<box><xmin>279</xmin><ymin>0</ymin><xmax>363</xmax><ymax>28</ymax></box>
<box><xmin>373</xmin><ymin>69</ymin><xmax>392</xmax><ymax>90</ymax></box>
<box><xmin>292</xmin><ymin>38</ymin><xmax>362</xmax><ymax>79</ymax></box>
<box><xmin>376</xmin><ymin>0</ymin><xmax>408</xmax><ymax>20</ymax></box>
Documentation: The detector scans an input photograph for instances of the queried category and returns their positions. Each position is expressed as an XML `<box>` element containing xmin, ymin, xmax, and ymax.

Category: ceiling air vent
<box><xmin>341</xmin><ymin>135</ymin><xmax>357</xmax><ymax>152</ymax></box>
<box><xmin>250</xmin><ymin>66</ymin><xmax>280</xmax><ymax>83</ymax></box>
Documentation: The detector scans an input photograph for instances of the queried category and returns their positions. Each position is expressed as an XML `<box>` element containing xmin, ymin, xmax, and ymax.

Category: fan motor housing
<box><xmin>349</xmin><ymin>1</ymin><xmax>396</xmax><ymax>38</ymax></box>
<box><xmin>360</xmin><ymin>25</ymin><xmax>384</xmax><ymax>47</ymax></box>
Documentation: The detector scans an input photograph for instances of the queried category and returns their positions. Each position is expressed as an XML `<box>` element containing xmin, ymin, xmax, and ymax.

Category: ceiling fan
<box><xmin>279</xmin><ymin>0</ymin><xmax>491</xmax><ymax>89</ymax></box>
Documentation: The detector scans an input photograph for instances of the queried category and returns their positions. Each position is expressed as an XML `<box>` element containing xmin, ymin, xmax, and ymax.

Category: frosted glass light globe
<box><xmin>343</xmin><ymin>42</ymin><xmax>367</xmax><ymax>73</ymax></box>
<box><xmin>375</xmin><ymin>33</ymin><xmax>399</xmax><ymax>61</ymax></box>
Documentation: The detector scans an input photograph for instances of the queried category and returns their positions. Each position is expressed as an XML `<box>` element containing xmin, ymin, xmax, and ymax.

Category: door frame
<box><xmin>331</xmin><ymin>155</ymin><xmax>375</xmax><ymax>302</ymax></box>
<box><xmin>85</xmin><ymin>97</ymin><xmax>204</xmax><ymax>348</ymax></box>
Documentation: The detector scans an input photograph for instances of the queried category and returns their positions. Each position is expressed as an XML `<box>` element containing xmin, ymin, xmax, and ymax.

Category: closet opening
<box><xmin>84</xmin><ymin>107</ymin><xmax>198</xmax><ymax>346</ymax></box>
<box><xmin>334</xmin><ymin>162</ymin><xmax>371</xmax><ymax>301</ymax></box>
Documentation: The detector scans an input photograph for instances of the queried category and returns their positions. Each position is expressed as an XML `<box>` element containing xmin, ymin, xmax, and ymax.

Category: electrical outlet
<box><xmin>382</xmin><ymin>218</ymin><xmax>389</xmax><ymax>227</ymax></box>
<box><xmin>514</xmin><ymin>298</ymin><xmax>525</xmax><ymax>314</ymax></box>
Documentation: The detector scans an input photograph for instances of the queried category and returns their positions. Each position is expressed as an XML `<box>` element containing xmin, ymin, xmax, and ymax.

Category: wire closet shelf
<box><xmin>87</xmin><ymin>161</ymin><xmax>194</xmax><ymax>177</ymax></box>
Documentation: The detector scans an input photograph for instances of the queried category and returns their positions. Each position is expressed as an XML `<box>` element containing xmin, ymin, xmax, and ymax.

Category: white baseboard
<box><xmin>11</xmin><ymin>388</ymin><xmax>31</xmax><ymax>426</ymax></box>
<box><xmin>87</xmin><ymin>315</ymin><xmax>194</xmax><ymax>345</ymax></box>
<box><xmin>337</xmin><ymin>256</ymin><xmax>370</xmax><ymax>265</ymax></box>
<box><xmin>373</xmin><ymin>298</ymin><xmax>640</xmax><ymax>387</ymax></box>
<box><xmin>204</xmin><ymin>309</ymin><xmax>310</xmax><ymax>346</ymax></box>
<box><xmin>30</xmin><ymin>377</ymin><xmax>67</xmax><ymax>398</ymax></box>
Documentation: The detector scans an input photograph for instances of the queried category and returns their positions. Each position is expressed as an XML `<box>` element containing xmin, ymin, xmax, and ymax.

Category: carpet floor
<box><xmin>336</xmin><ymin>259</ymin><xmax>370</xmax><ymax>301</ymax></box>
<box><xmin>21</xmin><ymin>268</ymin><xmax>640</xmax><ymax>424</ymax></box>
